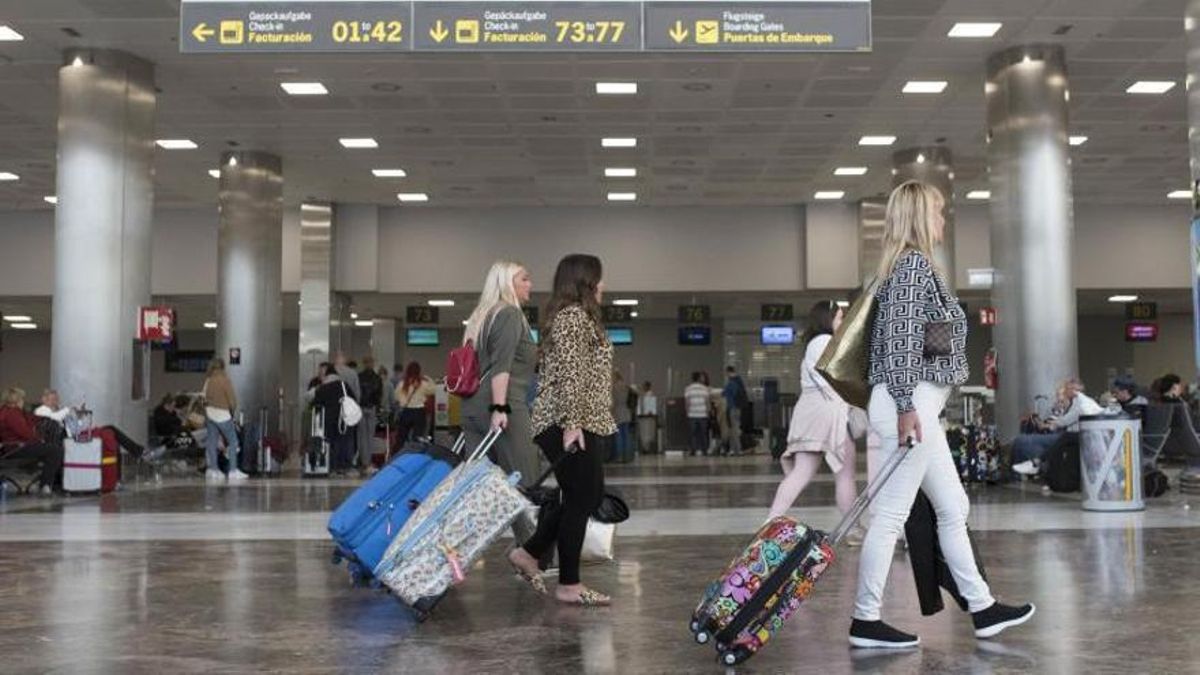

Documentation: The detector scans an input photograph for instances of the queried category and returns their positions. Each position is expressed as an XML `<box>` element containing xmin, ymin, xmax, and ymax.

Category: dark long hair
<box><xmin>543</xmin><ymin>253</ymin><xmax>604</xmax><ymax>349</ymax></box>
<box><xmin>402</xmin><ymin>361</ymin><xmax>423</xmax><ymax>393</ymax></box>
<box><xmin>802</xmin><ymin>300</ymin><xmax>838</xmax><ymax>346</ymax></box>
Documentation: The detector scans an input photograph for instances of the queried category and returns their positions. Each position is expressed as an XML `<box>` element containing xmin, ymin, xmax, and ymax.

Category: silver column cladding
<box><xmin>986</xmin><ymin>44</ymin><xmax>1078</xmax><ymax>441</ymax></box>
<box><xmin>299</xmin><ymin>202</ymin><xmax>334</xmax><ymax>395</ymax></box>
<box><xmin>1188</xmin><ymin>2</ymin><xmax>1200</xmax><ymax>380</ymax></box>
<box><xmin>51</xmin><ymin>49</ymin><xmax>155</xmax><ymax>440</ymax></box>
<box><xmin>370</xmin><ymin>318</ymin><xmax>398</xmax><ymax>376</ymax></box>
<box><xmin>217</xmin><ymin>151</ymin><xmax>283</xmax><ymax>435</ymax></box>
<box><xmin>893</xmin><ymin>146</ymin><xmax>956</xmax><ymax>287</ymax></box>
<box><xmin>857</xmin><ymin>198</ymin><xmax>886</xmax><ymax>286</ymax></box>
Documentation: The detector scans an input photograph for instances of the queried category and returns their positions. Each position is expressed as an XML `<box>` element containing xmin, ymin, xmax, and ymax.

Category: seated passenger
<box><xmin>1111</xmin><ymin>376</ymin><xmax>1149</xmax><ymax>419</ymax></box>
<box><xmin>1011</xmin><ymin>378</ymin><xmax>1103</xmax><ymax>476</ymax></box>
<box><xmin>1154</xmin><ymin>373</ymin><xmax>1187</xmax><ymax>404</ymax></box>
<box><xmin>0</xmin><ymin>387</ymin><xmax>64</xmax><ymax>495</ymax></box>
<box><xmin>36</xmin><ymin>388</ymin><xmax>157</xmax><ymax>462</ymax></box>
<box><xmin>154</xmin><ymin>394</ymin><xmax>199</xmax><ymax>449</ymax></box>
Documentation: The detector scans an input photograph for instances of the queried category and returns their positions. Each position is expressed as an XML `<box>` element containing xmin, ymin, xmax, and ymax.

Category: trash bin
<box><xmin>1079</xmin><ymin>415</ymin><xmax>1144</xmax><ymax>512</ymax></box>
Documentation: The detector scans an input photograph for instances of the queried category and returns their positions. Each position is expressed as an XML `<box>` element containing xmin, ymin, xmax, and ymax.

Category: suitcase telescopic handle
<box><xmin>828</xmin><ymin>437</ymin><xmax>913</xmax><ymax>546</ymax></box>
<box><xmin>466</xmin><ymin>428</ymin><xmax>503</xmax><ymax>464</ymax></box>
<box><xmin>449</xmin><ymin>432</ymin><xmax>467</xmax><ymax>456</ymax></box>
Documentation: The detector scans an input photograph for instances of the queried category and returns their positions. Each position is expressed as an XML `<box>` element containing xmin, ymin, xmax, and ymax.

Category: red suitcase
<box><xmin>93</xmin><ymin>427</ymin><xmax>120</xmax><ymax>493</ymax></box>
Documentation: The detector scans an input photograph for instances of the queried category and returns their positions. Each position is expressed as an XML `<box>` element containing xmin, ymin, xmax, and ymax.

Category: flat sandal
<box><xmin>558</xmin><ymin>588</ymin><xmax>611</xmax><ymax>607</ymax></box>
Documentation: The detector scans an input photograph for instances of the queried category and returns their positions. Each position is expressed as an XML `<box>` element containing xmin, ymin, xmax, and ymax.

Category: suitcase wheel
<box><xmin>694</xmin><ymin>631</ymin><xmax>710</xmax><ymax>645</ymax></box>
<box><xmin>331</xmin><ymin>551</ymin><xmax>343</xmax><ymax>565</ymax></box>
<box><xmin>689</xmin><ymin>619</ymin><xmax>700</xmax><ymax>633</ymax></box>
<box><xmin>719</xmin><ymin>648</ymin><xmax>749</xmax><ymax>667</ymax></box>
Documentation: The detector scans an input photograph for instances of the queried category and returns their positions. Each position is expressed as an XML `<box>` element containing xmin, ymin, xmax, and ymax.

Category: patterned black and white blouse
<box><xmin>868</xmin><ymin>250</ymin><xmax>968</xmax><ymax>413</ymax></box>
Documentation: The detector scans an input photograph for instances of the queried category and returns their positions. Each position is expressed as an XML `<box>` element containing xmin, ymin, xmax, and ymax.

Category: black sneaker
<box><xmin>973</xmin><ymin>602</ymin><xmax>1036</xmax><ymax>639</ymax></box>
<box><xmin>848</xmin><ymin>619</ymin><xmax>920</xmax><ymax>649</ymax></box>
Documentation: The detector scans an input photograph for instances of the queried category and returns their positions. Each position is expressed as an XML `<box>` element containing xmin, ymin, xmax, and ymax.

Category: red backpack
<box><xmin>445</xmin><ymin>339</ymin><xmax>482</xmax><ymax>397</ymax></box>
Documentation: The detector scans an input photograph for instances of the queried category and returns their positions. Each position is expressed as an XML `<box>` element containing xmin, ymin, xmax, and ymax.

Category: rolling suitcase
<box><xmin>63</xmin><ymin>438</ymin><xmax>103</xmax><ymax>493</ymax></box>
<box><xmin>304</xmin><ymin>408</ymin><xmax>331</xmax><ymax>477</ymax></box>
<box><xmin>374</xmin><ymin>428</ymin><xmax>530</xmax><ymax>621</ymax></box>
<box><xmin>690</xmin><ymin>443</ymin><xmax>911</xmax><ymax>666</ymax></box>
<box><xmin>328</xmin><ymin>434</ymin><xmax>465</xmax><ymax>585</ymax></box>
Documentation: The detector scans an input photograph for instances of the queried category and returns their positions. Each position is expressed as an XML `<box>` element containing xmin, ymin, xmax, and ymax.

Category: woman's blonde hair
<box><xmin>206</xmin><ymin>357</ymin><xmax>226</xmax><ymax>377</ymax></box>
<box><xmin>876</xmin><ymin>180</ymin><xmax>945</xmax><ymax>279</ymax></box>
<box><xmin>463</xmin><ymin>260</ymin><xmax>527</xmax><ymax>345</ymax></box>
<box><xmin>4</xmin><ymin>387</ymin><xmax>25</xmax><ymax>407</ymax></box>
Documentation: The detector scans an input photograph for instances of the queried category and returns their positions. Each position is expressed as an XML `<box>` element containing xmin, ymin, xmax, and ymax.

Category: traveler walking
<box><xmin>507</xmin><ymin>253</ymin><xmax>615</xmax><ymax>606</ymax></box>
<box><xmin>202</xmin><ymin>358</ymin><xmax>246</xmax><ymax>482</ymax></box>
<box><xmin>393</xmin><ymin>362</ymin><xmax>436</xmax><ymax>446</ymax></box>
<box><xmin>850</xmin><ymin>180</ymin><xmax>1034</xmax><ymax>649</ymax></box>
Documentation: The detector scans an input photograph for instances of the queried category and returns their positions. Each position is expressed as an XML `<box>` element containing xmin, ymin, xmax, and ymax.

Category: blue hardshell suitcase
<box><xmin>328</xmin><ymin>435</ymin><xmax>464</xmax><ymax>584</ymax></box>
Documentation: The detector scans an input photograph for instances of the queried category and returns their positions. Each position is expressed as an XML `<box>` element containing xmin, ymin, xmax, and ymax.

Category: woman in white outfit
<box><xmin>767</xmin><ymin>301</ymin><xmax>857</xmax><ymax>524</ymax></box>
<box><xmin>848</xmin><ymin>180</ymin><xmax>1035</xmax><ymax>649</ymax></box>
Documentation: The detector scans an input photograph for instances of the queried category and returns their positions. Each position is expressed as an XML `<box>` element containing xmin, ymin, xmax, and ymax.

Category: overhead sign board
<box><xmin>406</xmin><ymin>306</ymin><xmax>440</xmax><ymax>324</ymax></box>
<box><xmin>1125</xmin><ymin>301</ymin><xmax>1157</xmax><ymax>322</ymax></box>
<box><xmin>678</xmin><ymin>304</ymin><xmax>711</xmax><ymax>323</ymax></box>
<box><xmin>760</xmin><ymin>303</ymin><xmax>794</xmax><ymax>322</ymax></box>
<box><xmin>180</xmin><ymin>0</ymin><xmax>870</xmax><ymax>53</ymax></box>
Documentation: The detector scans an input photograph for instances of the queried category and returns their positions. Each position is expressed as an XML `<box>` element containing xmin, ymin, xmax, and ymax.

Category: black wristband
<box><xmin>489</xmin><ymin>404</ymin><xmax>512</xmax><ymax>414</ymax></box>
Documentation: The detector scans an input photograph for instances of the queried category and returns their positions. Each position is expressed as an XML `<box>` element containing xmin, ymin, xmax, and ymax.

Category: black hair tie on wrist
<box><xmin>489</xmin><ymin>404</ymin><xmax>512</xmax><ymax>414</ymax></box>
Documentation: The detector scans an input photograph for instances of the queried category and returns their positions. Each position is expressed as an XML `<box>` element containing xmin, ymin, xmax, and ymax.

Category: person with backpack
<box><xmin>722</xmin><ymin>366</ymin><xmax>748</xmax><ymax>455</ymax></box>
<box><xmin>311</xmin><ymin>363</ymin><xmax>357</xmax><ymax>475</ymax></box>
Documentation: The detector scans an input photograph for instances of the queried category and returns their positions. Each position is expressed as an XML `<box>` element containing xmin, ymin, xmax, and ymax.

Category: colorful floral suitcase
<box><xmin>690</xmin><ymin>443</ymin><xmax>911</xmax><ymax>666</ymax></box>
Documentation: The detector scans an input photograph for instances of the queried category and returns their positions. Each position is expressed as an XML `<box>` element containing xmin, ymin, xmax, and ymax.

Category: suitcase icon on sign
<box><xmin>220</xmin><ymin>20</ymin><xmax>245</xmax><ymax>45</ymax></box>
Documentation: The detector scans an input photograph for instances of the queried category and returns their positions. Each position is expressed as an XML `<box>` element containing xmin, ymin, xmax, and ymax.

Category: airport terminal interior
<box><xmin>5</xmin><ymin>0</ymin><xmax>1200</xmax><ymax>672</ymax></box>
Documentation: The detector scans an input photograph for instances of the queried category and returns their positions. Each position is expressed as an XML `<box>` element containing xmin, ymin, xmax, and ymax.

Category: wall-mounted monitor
<box><xmin>606</xmin><ymin>327</ymin><xmax>633</xmax><ymax>346</ymax></box>
<box><xmin>530</xmin><ymin>328</ymin><xmax>540</xmax><ymax>344</ymax></box>
<box><xmin>1125</xmin><ymin>322</ymin><xmax>1158</xmax><ymax>342</ymax></box>
<box><xmin>761</xmin><ymin>325</ymin><xmax>795</xmax><ymax>346</ymax></box>
<box><xmin>406</xmin><ymin>328</ymin><xmax>440</xmax><ymax>347</ymax></box>
<box><xmin>678</xmin><ymin>325</ymin><xmax>712</xmax><ymax>346</ymax></box>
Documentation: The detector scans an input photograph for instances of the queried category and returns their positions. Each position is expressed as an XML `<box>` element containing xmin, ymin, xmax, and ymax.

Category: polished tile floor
<box><xmin>3</xmin><ymin>454</ymin><xmax>1198</xmax><ymax>674</ymax></box>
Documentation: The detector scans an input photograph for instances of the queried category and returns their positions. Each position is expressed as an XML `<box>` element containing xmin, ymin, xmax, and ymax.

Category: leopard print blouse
<box><xmin>531</xmin><ymin>304</ymin><xmax>617</xmax><ymax>438</ymax></box>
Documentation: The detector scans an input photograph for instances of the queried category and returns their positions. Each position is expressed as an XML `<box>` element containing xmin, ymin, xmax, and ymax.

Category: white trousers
<box><xmin>853</xmin><ymin>382</ymin><xmax>994</xmax><ymax>621</ymax></box>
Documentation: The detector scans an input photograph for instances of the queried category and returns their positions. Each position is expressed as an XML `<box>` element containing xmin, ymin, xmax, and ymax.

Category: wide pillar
<box><xmin>1186</xmin><ymin>2</ymin><xmax>1200</xmax><ymax>380</ymax></box>
<box><xmin>893</xmin><ymin>147</ymin><xmax>956</xmax><ymax>286</ymax></box>
<box><xmin>51</xmin><ymin>49</ymin><xmax>155</xmax><ymax>441</ymax></box>
<box><xmin>299</xmin><ymin>202</ymin><xmax>334</xmax><ymax>391</ymax></box>
<box><xmin>986</xmin><ymin>44</ymin><xmax>1078</xmax><ymax>441</ymax></box>
<box><xmin>217</xmin><ymin>151</ymin><xmax>283</xmax><ymax>440</ymax></box>
<box><xmin>857</xmin><ymin>198</ymin><xmax>886</xmax><ymax>285</ymax></box>
<box><xmin>370</xmin><ymin>318</ymin><xmax>398</xmax><ymax>375</ymax></box>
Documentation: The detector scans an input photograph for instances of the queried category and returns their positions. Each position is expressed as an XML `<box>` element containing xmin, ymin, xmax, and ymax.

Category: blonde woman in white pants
<box><xmin>849</xmin><ymin>181</ymin><xmax>1035</xmax><ymax>649</ymax></box>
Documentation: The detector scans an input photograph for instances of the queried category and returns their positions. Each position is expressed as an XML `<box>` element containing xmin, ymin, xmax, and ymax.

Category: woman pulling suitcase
<box><xmin>849</xmin><ymin>181</ymin><xmax>1034</xmax><ymax>648</ymax></box>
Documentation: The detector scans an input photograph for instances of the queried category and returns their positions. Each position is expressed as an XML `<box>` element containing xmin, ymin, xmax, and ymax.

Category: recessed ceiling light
<box><xmin>339</xmin><ymin>138</ymin><xmax>378</xmax><ymax>148</ymax></box>
<box><xmin>280</xmin><ymin>82</ymin><xmax>328</xmax><ymax>95</ymax></box>
<box><xmin>836</xmin><ymin>301</ymin><xmax>850</xmax><ymax>308</ymax></box>
<box><xmin>859</xmin><ymin>135</ymin><xmax>896</xmax><ymax>146</ymax></box>
<box><xmin>1068</xmin><ymin>135</ymin><xmax>1088</xmax><ymax>146</ymax></box>
<box><xmin>630</xmin><ymin>311</ymin><xmax>639</xmax><ymax>318</ymax></box>
<box><xmin>203</xmin><ymin>322</ymin><xmax>218</xmax><ymax>329</ymax></box>
<box><xmin>602</xmin><ymin>138</ymin><xmax>637</xmax><ymax>148</ymax></box>
<box><xmin>461</xmin><ymin>320</ymin><xmax>469</xmax><ymax>326</ymax></box>
<box><xmin>596</xmin><ymin>82</ymin><xmax>638</xmax><ymax>95</ymax></box>
<box><xmin>613</xmin><ymin>299</ymin><xmax>639</xmax><ymax>306</ymax></box>
<box><xmin>608</xmin><ymin>192</ymin><xmax>637</xmax><ymax>201</ymax></box>
<box><xmin>1108</xmin><ymin>295</ymin><xmax>1139</xmax><ymax>303</ymax></box>
<box><xmin>398</xmin><ymin>193</ymin><xmax>429</xmax><ymax>202</ymax></box>
<box><xmin>155</xmin><ymin>139</ymin><xmax>198</xmax><ymax>150</ymax></box>
<box><xmin>834</xmin><ymin>167</ymin><xmax>868</xmax><ymax>176</ymax></box>
<box><xmin>350</xmin><ymin>312</ymin><xmax>359</xmax><ymax>319</ymax></box>
<box><xmin>814</xmin><ymin>191</ymin><xmax>845</xmax><ymax>200</ymax></box>
<box><xmin>948</xmin><ymin>22</ymin><xmax>1002</xmax><ymax>38</ymax></box>
<box><xmin>967</xmin><ymin>190</ymin><xmax>991</xmax><ymax>200</ymax></box>
<box><xmin>902</xmin><ymin>81</ymin><xmax>948</xmax><ymax>94</ymax></box>
<box><xmin>0</xmin><ymin>172</ymin><xmax>20</xmax><ymax>181</ymax></box>
<box><xmin>1126</xmin><ymin>81</ymin><xmax>1176</xmax><ymax>95</ymax></box>
<box><xmin>10</xmin><ymin>323</ymin><xmax>37</xmax><ymax>330</ymax></box>
<box><xmin>605</xmin><ymin>168</ymin><xmax>638</xmax><ymax>178</ymax></box>
<box><xmin>3</xmin><ymin>315</ymin><xmax>32</xmax><ymax>322</ymax></box>
<box><xmin>968</xmin><ymin>268</ymin><xmax>995</xmax><ymax>288</ymax></box>
<box><xmin>354</xmin><ymin>320</ymin><xmax>375</xmax><ymax>327</ymax></box>
<box><xmin>1168</xmin><ymin>190</ymin><xmax>1192</xmax><ymax>199</ymax></box>
<box><xmin>43</xmin><ymin>196</ymin><xmax>57</xmax><ymax>205</ymax></box>
<box><xmin>0</xmin><ymin>26</ymin><xmax>25</xmax><ymax>41</ymax></box>
<box><xmin>428</xmin><ymin>300</ymin><xmax>455</xmax><ymax>307</ymax></box>
<box><xmin>372</xmin><ymin>169</ymin><xmax>407</xmax><ymax>178</ymax></box>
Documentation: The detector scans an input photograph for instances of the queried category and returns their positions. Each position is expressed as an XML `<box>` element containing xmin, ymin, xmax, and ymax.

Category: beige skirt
<box><xmin>784</xmin><ymin>391</ymin><xmax>852</xmax><ymax>473</ymax></box>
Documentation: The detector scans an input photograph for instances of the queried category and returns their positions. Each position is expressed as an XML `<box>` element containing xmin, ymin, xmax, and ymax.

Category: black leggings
<box><xmin>393</xmin><ymin>408</ymin><xmax>427</xmax><ymax>448</ymax></box>
<box><xmin>522</xmin><ymin>427</ymin><xmax>610</xmax><ymax>585</ymax></box>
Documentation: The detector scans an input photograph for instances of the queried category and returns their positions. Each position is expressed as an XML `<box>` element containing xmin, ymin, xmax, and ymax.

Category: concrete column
<box><xmin>1186</xmin><ymin>2</ymin><xmax>1200</xmax><ymax>380</ymax></box>
<box><xmin>893</xmin><ymin>147</ymin><xmax>956</xmax><ymax>286</ymax></box>
<box><xmin>857</xmin><ymin>198</ymin><xmax>886</xmax><ymax>285</ymax></box>
<box><xmin>986</xmin><ymin>44</ymin><xmax>1078</xmax><ymax>441</ymax></box>
<box><xmin>298</xmin><ymin>202</ymin><xmax>334</xmax><ymax>391</ymax></box>
<box><xmin>217</xmin><ymin>151</ymin><xmax>283</xmax><ymax>439</ymax></box>
<box><xmin>51</xmin><ymin>49</ymin><xmax>155</xmax><ymax>441</ymax></box>
<box><xmin>370</xmin><ymin>318</ymin><xmax>398</xmax><ymax>375</ymax></box>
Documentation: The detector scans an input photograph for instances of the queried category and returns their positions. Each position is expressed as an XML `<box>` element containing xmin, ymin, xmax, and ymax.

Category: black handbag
<box><xmin>521</xmin><ymin>459</ymin><xmax>630</xmax><ymax>525</ymax></box>
<box><xmin>924</xmin><ymin>321</ymin><xmax>954</xmax><ymax>357</ymax></box>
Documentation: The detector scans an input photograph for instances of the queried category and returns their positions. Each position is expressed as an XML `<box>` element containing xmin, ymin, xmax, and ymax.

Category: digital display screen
<box><xmin>1125</xmin><ymin>322</ymin><xmax>1158</xmax><ymax>342</ymax></box>
<box><xmin>406</xmin><ymin>328</ymin><xmax>440</xmax><ymax>346</ymax></box>
<box><xmin>678</xmin><ymin>325</ymin><xmax>712</xmax><ymax>346</ymax></box>
<box><xmin>761</xmin><ymin>325</ymin><xmax>795</xmax><ymax>345</ymax></box>
<box><xmin>530</xmin><ymin>328</ymin><xmax>540</xmax><ymax>344</ymax></box>
<box><xmin>606</xmin><ymin>327</ymin><xmax>633</xmax><ymax>345</ymax></box>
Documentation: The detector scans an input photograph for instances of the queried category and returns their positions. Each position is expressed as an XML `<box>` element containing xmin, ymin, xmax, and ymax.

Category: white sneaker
<box><xmin>205</xmin><ymin>469</ymin><xmax>225</xmax><ymax>483</ymax></box>
<box><xmin>1012</xmin><ymin>461</ymin><xmax>1038</xmax><ymax>476</ymax></box>
<box><xmin>227</xmin><ymin>469</ymin><xmax>250</xmax><ymax>481</ymax></box>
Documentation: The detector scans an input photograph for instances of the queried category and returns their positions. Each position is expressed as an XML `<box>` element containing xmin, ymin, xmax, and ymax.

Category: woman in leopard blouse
<box><xmin>507</xmin><ymin>253</ymin><xmax>616</xmax><ymax>606</ymax></box>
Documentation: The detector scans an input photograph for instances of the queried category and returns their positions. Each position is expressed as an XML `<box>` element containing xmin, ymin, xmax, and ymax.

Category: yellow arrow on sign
<box><xmin>192</xmin><ymin>22</ymin><xmax>215</xmax><ymax>42</ymax></box>
<box><xmin>430</xmin><ymin>20</ymin><xmax>449</xmax><ymax>43</ymax></box>
<box><xmin>669</xmin><ymin>20</ymin><xmax>689</xmax><ymax>43</ymax></box>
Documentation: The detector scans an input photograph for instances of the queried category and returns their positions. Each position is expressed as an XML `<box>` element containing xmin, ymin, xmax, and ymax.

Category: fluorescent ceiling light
<box><xmin>1069</xmin><ymin>136</ymin><xmax>1088</xmax><ymax>146</ymax></box>
<box><xmin>203</xmin><ymin>322</ymin><xmax>218</xmax><ymax>329</ymax></box>
<box><xmin>814</xmin><ymin>191</ymin><xmax>845</xmax><ymax>200</ymax></box>
<box><xmin>280</xmin><ymin>82</ymin><xmax>328</xmax><ymax>95</ymax></box>
<box><xmin>208</xmin><ymin>169</ymin><xmax>220</xmax><ymax>178</ymax></box>
<box><xmin>902</xmin><ymin>81</ymin><xmax>948</xmax><ymax>94</ymax></box>
<box><xmin>613</xmin><ymin>299</ymin><xmax>639</xmax><ymax>306</ymax></box>
<box><xmin>349</xmin><ymin>312</ymin><xmax>359</xmax><ymax>319</ymax></box>
<box><xmin>339</xmin><ymin>137</ymin><xmax>378</xmax><ymax>148</ymax></box>
<box><xmin>155</xmin><ymin>139</ymin><xmax>198</xmax><ymax>150</ymax></box>
<box><xmin>372</xmin><ymin>169</ymin><xmax>407</xmax><ymax>178</ymax></box>
<box><xmin>10</xmin><ymin>323</ymin><xmax>37</xmax><ymax>330</ymax></box>
<box><xmin>596</xmin><ymin>82</ymin><xmax>638</xmax><ymax>95</ymax></box>
<box><xmin>834</xmin><ymin>167</ymin><xmax>868</xmax><ymax>176</ymax></box>
<box><xmin>0</xmin><ymin>172</ymin><xmax>20</xmax><ymax>181</ymax></box>
<box><xmin>608</xmin><ymin>192</ymin><xmax>637</xmax><ymax>201</ymax></box>
<box><xmin>1126</xmin><ymin>81</ymin><xmax>1176</xmax><ymax>95</ymax></box>
<box><xmin>836</xmin><ymin>301</ymin><xmax>850</xmax><ymax>308</ymax></box>
<box><xmin>967</xmin><ymin>190</ymin><xmax>991</xmax><ymax>200</ymax></box>
<box><xmin>858</xmin><ymin>135</ymin><xmax>896</xmax><ymax>146</ymax></box>
<box><xmin>630</xmin><ymin>311</ymin><xmax>639</xmax><ymax>318</ymax></box>
<box><xmin>1108</xmin><ymin>295</ymin><xmax>1139</xmax><ymax>303</ymax></box>
<box><xmin>968</xmin><ymin>268</ymin><xmax>995</xmax><ymax>288</ymax></box>
<box><xmin>948</xmin><ymin>22</ymin><xmax>1002</xmax><ymax>38</ymax></box>
<box><xmin>602</xmin><ymin>137</ymin><xmax>637</xmax><ymax>148</ymax></box>
<box><xmin>462</xmin><ymin>320</ymin><xmax>469</xmax><ymax>326</ymax></box>
<box><xmin>0</xmin><ymin>26</ymin><xmax>25</xmax><ymax>41</ymax></box>
<box><xmin>1168</xmin><ymin>190</ymin><xmax>1192</xmax><ymax>199</ymax></box>
<box><xmin>43</xmin><ymin>196</ymin><xmax>57</xmax><ymax>205</ymax></box>
<box><xmin>427</xmin><ymin>299</ymin><xmax>455</xmax><ymax>307</ymax></box>
<box><xmin>605</xmin><ymin>168</ymin><xmax>638</xmax><ymax>178</ymax></box>
<box><xmin>3</xmin><ymin>315</ymin><xmax>31</xmax><ymax>322</ymax></box>
<box><xmin>354</xmin><ymin>320</ymin><xmax>375</xmax><ymax>327</ymax></box>
<box><xmin>397</xmin><ymin>193</ymin><xmax>429</xmax><ymax>202</ymax></box>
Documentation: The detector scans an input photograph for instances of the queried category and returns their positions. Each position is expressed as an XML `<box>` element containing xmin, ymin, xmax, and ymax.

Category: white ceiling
<box><xmin>0</xmin><ymin>0</ymin><xmax>1192</xmax><ymax>209</ymax></box>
